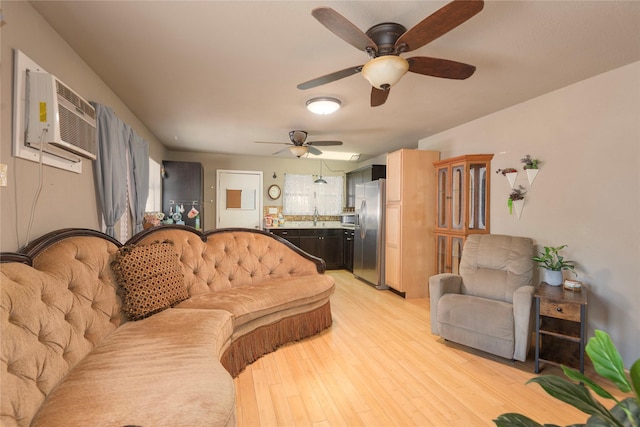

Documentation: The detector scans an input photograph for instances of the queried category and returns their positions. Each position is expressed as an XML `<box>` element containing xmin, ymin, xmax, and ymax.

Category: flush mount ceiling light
<box><xmin>289</xmin><ymin>145</ymin><xmax>309</xmax><ymax>158</ymax></box>
<box><xmin>306</xmin><ymin>97</ymin><xmax>341</xmax><ymax>115</ymax></box>
<box><xmin>361</xmin><ymin>56</ymin><xmax>409</xmax><ymax>90</ymax></box>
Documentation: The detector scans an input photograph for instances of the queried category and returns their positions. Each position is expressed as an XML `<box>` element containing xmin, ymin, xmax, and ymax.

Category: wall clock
<box><xmin>268</xmin><ymin>184</ymin><xmax>281</xmax><ymax>200</ymax></box>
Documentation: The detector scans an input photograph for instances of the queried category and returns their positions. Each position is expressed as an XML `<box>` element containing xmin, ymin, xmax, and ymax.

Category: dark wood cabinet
<box><xmin>343</xmin><ymin>228</ymin><xmax>354</xmax><ymax>271</ymax></box>
<box><xmin>535</xmin><ymin>284</ymin><xmax>588</xmax><ymax>373</ymax></box>
<box><xmin>270</xmin><ymin>228</ymin><xmax>344</xmax><ymax>270</ymax></box>
<box><xmin>270</xmin><ymin>229</ymin><xmax>300</xmax><ymax>247</ymax></box>
<box><xmin>346</xmin><ymin>165</ymin><xmax>386</xmax><ymax>208</ymax></box>
<box><xmin>162</xmin><ymin>161</ymin><xmax>204</xmax><ymax>229</ymax></box>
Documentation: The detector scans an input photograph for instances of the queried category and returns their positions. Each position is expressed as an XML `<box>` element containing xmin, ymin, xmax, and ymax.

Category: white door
<box><xmin>216</xmin><ymin>170</ymin><xmax>263</xmax><ymax>229</ymax></box>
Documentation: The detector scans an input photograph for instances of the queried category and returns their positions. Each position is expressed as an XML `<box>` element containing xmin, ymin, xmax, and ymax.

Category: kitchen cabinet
<box><xmin>162</xmin><ymin>161</ymin><xmax>204</xmax><ymax>229</ymax></box>
<box><xmin>270</xmin><ymin>228</ymin><xmax>344</xmax><ymax>270</ymax></box>
<box><xmin>343</xmin><ymin>228</ymin><xmax>355</xmax><ymax>271</ymax></box>
<box><xmin>384</xmin><ymin>149</ymin><xmax>439</xmax><ymax>298</ymax></box>
<box><xmin>270</xmin><ymin>229</ymin><xmax>300</xmax><ymax>247</ymax></box>
<box><xmin>433</xmin><ymin>154</ymin><xmax>493</xmax><ymax>275</ymax></box>
<box><xmin>346</xmin><ymin>165</ymin><xmax>386</xmax><ymax>208</ymax></box>
<box><xmin>535</xmin><ymin>284</ymin><xmax>588</xmax><ymax>373</ymax></box>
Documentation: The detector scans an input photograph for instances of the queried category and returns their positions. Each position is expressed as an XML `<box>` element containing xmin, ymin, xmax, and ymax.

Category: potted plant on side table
<box><xmin>532</xmin><ymin>244</ymin><xmax>576</xmax><ymax>286</ymax></box>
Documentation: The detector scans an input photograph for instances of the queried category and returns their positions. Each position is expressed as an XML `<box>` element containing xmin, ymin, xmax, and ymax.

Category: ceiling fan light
<box><xmin>306</xmin><ymin>97</ymin><xmax>341</xmax><ymax>115</ymax></box>
<box><xmin>289</xmin><ymin>145</ymin><xmax>309</xmax><ymax>157</ymax></box>
<box><xmin>361</xmin><ymin>56</ymin><xmax>409</xmax><ymax>89</ymax></box>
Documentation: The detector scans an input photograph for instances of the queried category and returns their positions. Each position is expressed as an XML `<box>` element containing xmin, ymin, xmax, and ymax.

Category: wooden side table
<box><xmin>534</xmin><ymin>283</ymin><xmax>588</xmax><ymax>373</ymax></box>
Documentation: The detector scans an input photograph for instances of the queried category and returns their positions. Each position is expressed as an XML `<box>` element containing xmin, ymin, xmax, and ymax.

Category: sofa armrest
<box><xmin>429</xmin><ymin>274</ymin><xmax>462</xmax><ymax>335</ymax></box>
<box><xmin>512</xmin><ymin>285</ymin><xmax>535</xmax><ymax>362</ymax></box>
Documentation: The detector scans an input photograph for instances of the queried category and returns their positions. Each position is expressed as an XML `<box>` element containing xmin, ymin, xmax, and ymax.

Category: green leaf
<box><xmin>493</xmin><ymin>413</ymin><xmax>546</xmax><ymax>427</ymax></box>
<box><xmin>528</xmin><ymin>376</ymin><xmax>613</xmax><ymax>419</ymax></box>
<box><xmin>586</xmin><ymin>398</ymin><xmax>640</xmax><ymax>427</ymax></box>
<box><xmin>630</xmin><ymin>359</ymin><xmax>640</xmax><ymax>401</ymax></box>
<box><xmin>587</xmin><ymin>331</ymin><xmax>631</xmax><ymax>393</ymax></box>
<box><xmin>562</xmin><ymin>366</ymin><xmax>616</xmax><ymax>401</ymax></box>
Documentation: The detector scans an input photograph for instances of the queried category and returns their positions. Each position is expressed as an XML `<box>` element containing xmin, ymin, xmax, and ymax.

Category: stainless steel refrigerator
<box><xmin>354</xmin><ymin>179</ymin><xmax>388</xmax><ymax>289</ymax></box>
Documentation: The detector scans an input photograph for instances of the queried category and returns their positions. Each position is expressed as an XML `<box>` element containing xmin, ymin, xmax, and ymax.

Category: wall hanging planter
<box><xmin>526</xmin><ymin>168</ymin><xmax>539</xmax><ymax>185</ymax></box>
<box><xmin>508</xmin><ymin>185</ymin><xmax>526</xmax><ymax>219</ymax></box>
<box><xmin>496</xmin><ymin>168</ymin><xmax>518</xmax><ymax>188</ymax></box>
<box><xmin>520</xmin><ymin>154</ymin><xmax>541</xmax><ymax>186</ymax></box>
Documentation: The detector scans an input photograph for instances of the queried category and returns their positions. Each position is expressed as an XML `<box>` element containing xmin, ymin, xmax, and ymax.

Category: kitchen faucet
<box><xmin>313</xmin><ymin>207</ymin><xmax>319</xmax><ymax>226</ymax></box>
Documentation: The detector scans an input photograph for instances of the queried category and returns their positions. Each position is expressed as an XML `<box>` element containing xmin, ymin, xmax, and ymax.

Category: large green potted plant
<box><xmin>532</xmin><ymin>245</ymin><xmax>576</xmax><ymax>286</ymax></box>
<box><xmin>494</xmin><ymin>330</ymin><xmax>640</xmax><ymax>427</ymax></box>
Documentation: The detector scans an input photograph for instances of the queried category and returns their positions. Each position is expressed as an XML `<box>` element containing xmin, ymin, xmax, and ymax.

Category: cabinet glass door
<box><xmin>437</xmin><ymin>235</ymin><xmax>449</xmax><ymax>274</ymax></box>
<box><xmin>451</xmin><ymin>236</ymin><xmax>464</xmax><ymax>275</ymax></box>
<box><xmin>451</xmin><ymin>165</ymin><xmax>465</xmax><ymax>231</ymax></box>
<box><xmin>437</xmin><ymin>167</ymin><xmax>449</xmax><ymax>229</ymax></box>
<box><xmin>468</xmin><ymin>163</ymin><xmax>488</xmax><ymax>231</ymax></box>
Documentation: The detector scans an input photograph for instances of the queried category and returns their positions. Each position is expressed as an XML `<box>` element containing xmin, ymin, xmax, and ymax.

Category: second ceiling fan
<box><xmin>254</xmin><ymin>130</ymin><xmax>343</xmax><ymax>158</ymax></box>
<box><xmin>297</xmin><ymin>0</ymin><xmax>484</xmax><ymax>107</ymax></box>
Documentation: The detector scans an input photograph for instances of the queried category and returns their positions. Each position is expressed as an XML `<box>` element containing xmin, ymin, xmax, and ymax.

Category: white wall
<box><xmin>419</xmin><ymin>62</ymin><xmax>640</xmax><ymax>367</ymax></box>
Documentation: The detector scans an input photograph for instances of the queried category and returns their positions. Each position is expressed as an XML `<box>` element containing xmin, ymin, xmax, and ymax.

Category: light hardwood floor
<box><xmin>234</xmin><ymin>270</ymin><xmax>620</xmax><ymax>426</ymax></box>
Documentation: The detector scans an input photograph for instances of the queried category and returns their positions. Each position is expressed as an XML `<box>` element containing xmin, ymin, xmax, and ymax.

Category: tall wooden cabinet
<box><xmin>433</xmin><ymin>154</ymin><xmax>493</xmax><ymax>275</ymax></box>
<box><xmin>385</xmin><ymin>149</ymin><xmax>439</xmax><ymax>298</ymax></box>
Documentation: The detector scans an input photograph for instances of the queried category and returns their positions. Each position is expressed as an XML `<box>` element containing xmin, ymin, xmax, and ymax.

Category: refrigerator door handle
<box><xmin>359</xmin><ymin>199</ymin><xmax>367</xmax><ymax>239</ymax></box>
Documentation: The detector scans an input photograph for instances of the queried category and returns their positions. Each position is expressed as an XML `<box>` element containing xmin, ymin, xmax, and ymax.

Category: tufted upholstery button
<box><xmin>193</xmin><ymin>268</ymin><xmax>199</xmax><ymax>275</ymax></box>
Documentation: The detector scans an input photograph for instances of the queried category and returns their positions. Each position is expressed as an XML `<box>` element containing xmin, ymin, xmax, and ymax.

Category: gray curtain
<box><xmin>93</xmin><ymin>103</ymin><xmax>128</xmax><ymax>239</ymax></box>
<box><xmin>128</xmin><ymin>131</ymin><xmax>149</xmax><ymax>234</ymax></box>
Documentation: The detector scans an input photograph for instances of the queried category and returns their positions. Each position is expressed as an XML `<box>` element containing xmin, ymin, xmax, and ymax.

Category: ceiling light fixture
<box><xmin>289</xmin><ymin>145</ymin><xmax>308</xmax><ymax>158</ymax></box>
<box><xmin>306</xmin><ymin>97</ymin><xmax>341</xmax><ymax>115</ymax></box>
<box><xmin>361</xmin><ymin>56</ymin><xmax>409</xmax><ymax>90</ymax></box>
<box><xmin>314</xmin><ymin>160</ymin><xmax>327</xmax><ymax>184</ymax></box>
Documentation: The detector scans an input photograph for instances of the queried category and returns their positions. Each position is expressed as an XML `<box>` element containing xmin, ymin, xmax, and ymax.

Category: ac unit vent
<box><xmin>25</xmin><ymin>72</ymin><xmax>97</xmax><ymax>160</ymax></box>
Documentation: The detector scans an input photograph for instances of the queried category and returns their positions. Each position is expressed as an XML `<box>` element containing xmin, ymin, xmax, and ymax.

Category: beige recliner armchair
<box><xmin>429</xmin><ymin>234</ymin><xmax>535</xmax><ymax>362</ymax></box>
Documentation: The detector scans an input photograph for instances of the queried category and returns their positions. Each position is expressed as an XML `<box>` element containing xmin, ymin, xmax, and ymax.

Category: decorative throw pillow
<box><xmin>111</xmin><ymin>240</ymin><xmax>189</xmax><ymax>321</ymax></box>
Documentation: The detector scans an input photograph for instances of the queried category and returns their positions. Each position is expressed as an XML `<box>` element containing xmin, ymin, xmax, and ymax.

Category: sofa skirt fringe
<box><xmin>221</xmin><ymin>302</ymin><xmax>332</xmax><ymax>377</ymax></box>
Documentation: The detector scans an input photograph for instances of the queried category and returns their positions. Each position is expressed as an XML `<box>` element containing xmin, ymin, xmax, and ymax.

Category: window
<box><xmin>283</xmin><ymin>174</ymin><xmax>343</xmax><ymax>215</ymax></box>
<box><xmin>146</xmin><ymin>159</ymin><xmax>162</xmax><ymax>212</ymax></box>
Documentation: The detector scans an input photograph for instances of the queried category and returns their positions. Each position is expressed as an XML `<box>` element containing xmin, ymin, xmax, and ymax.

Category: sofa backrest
<box><xmin>128</xmin><ymin>227</ymin><xmax>324</xmax><ymax>297</ymax></box>
<box><xmin>1</xmin><ymin>226</ymin><xmax>323</xmax><ymax>426</ymax></box>
<box><xmin>459</xmin><ymin>234</ymin><xmax>534</xmax><ymax>303</ymax></box>
<box><xmin>1</xmin><ymin>230</ymin><xmax>125</xmax><ymax>427</ymax></box>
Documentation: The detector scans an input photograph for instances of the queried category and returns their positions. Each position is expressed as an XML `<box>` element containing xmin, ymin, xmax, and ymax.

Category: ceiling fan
<box><xmin>297</xmin><ymin>0</ymin><xmax>484</xmax><ymax>107</ymax></box>
<box><xmin>254</xmin><ymin>130</ymin><xmax>343</xmax><ymax>158</ymax></box>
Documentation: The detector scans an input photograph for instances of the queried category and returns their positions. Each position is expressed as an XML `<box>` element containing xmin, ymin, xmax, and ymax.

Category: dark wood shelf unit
<box><xmin>535</xmin><ymin>283</ymin><xmax>588</xmax><ymax>373</ymax></box>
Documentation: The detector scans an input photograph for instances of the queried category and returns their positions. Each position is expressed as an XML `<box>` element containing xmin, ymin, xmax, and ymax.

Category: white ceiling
<box><xmin>30</xmin><ymin>1</ymin><xmax>640</xmax><ymax>161</ymax></box>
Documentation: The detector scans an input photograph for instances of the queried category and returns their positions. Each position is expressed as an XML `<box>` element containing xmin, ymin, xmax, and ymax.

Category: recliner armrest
<box><xmin>429</xmin><ymin>274</ymin><xmax>462</xmax><ymax>335</ymax></box>
<box><xmin>512</xmin><ymin>285</ymin><xmax>535</xmax><ymax>362</ymax></box>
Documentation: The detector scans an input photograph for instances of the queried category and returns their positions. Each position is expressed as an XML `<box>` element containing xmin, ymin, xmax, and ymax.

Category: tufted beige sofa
<box><xmin>0</xmin><ymin>226</ymin><xmax>335</xmax><ymax>426</ymax></box>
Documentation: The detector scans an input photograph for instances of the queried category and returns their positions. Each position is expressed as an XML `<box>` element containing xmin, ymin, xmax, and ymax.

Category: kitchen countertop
<box><xmin>265</xmin><ymin>221</ymin><xmax>349</xmax><ymax>230</ymax></box>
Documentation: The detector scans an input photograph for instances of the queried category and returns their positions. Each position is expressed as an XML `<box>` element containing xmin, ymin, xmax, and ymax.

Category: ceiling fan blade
<box><xmin>395</xmin><ymin>0</ymin><xmax>484</xmax><ymax>53</ymax></box>
<box><xmin>311</xmin><ymin>7</ymin><xmax>377</xmax><ymax>53</ymax></box>
<box><xmin>371</xmin><ymin>87</ymin><xmax>390</xmax><ymax>107</ymax></box>
<box><xmin>273</xmin><ymin>147</ymin><xmax>292</xmax><ymax>155</ymax></box>
<box><xmin>307</xmin><ymin>140</ymin><xmax>343</xmax><ymax>147</ymax></box>
<box><xmin>307</xmin><ymin>146</ymin><xmax>323</xmax><ymax>156</ymax></box>
<box><xmin>297</xmin><ymin>65</ymin><xmax>363</xmax><ymax>90</ymax></box>
<box><xmin>408</xmin><ymin>56</ymin><xmax>476</xmax><ymax>79</ymax></box>
<box><xmin>255</xmin><ymin>141</ymin><xmax>290</xmax><ymax>145</ymax></box>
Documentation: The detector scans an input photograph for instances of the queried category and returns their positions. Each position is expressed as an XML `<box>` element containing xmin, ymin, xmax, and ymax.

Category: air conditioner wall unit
<box><xmin>25</xmin><ymin>71</ymin><xmax>97</xmax><ymax>161</ymax></box>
